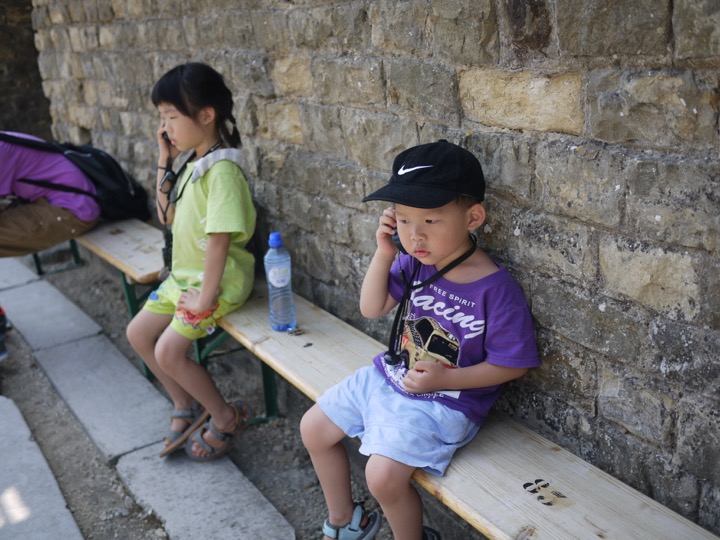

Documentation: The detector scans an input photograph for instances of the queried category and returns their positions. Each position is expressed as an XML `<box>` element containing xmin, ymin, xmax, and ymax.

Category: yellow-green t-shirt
<box><xmin>170</xmin><ymin>158</ymin><xmax>256</xmax><ymax>307</ymax></box>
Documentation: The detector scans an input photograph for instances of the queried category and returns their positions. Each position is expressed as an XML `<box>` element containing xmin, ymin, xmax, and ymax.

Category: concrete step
<box><xmin>0</xmin><ymin>257</ymin><xmax>295</xmax><ymax>539</ymax></box>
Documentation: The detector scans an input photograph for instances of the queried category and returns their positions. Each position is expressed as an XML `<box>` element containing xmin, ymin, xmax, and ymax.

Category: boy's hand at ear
<box><xmin>402</xmin><ymin>361</ymin><xmax>451</xmax><ymax>394</ymax></box>
<box><xmin>376</xmin><ymin>207</ymin><xmax>399</xmax><ymax>256</ymax></box>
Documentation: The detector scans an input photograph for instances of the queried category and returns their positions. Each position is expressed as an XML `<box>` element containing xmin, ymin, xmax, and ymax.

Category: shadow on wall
<box><xmin>0</xmin><ymin>0</ymin><xmax>52</xmax><ymax>138</ymax></box>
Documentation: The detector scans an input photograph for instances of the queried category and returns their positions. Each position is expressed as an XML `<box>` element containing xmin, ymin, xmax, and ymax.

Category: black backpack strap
<box><xmin>16</xmin><ymin>178</ymin><xmax>96</xmax><ymax>199</ymax></box>
<box><xmin>0</xmin><ymin>132</ymin><xmax>62</xmax><ymax>154</ymax></box>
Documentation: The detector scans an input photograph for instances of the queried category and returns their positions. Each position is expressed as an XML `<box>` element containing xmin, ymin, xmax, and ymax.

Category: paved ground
<box><xmin>0</xmin><ymin>250</ymin><xmax>484</xmax><ymax>540</ymax></box>
<box><xmin>0</xmin><ymin>256</ymin><xmax>294</xmax><ymax>539</ymax></box>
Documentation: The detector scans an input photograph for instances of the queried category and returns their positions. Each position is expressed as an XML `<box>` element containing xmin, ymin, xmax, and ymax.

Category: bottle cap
<box><xmin>268</xmin><ymin>231</ymin><xmax>283</xmax><ymax>248</ymax></box>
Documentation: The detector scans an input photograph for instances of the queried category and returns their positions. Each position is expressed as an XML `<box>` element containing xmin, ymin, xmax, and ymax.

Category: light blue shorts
<box><xmin>317</xmin><ymin>365</ymin><xmax>479</xmax><ymax>476</ymax></box>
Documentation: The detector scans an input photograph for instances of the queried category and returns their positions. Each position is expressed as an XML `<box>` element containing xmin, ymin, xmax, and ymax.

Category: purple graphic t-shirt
<box><xmin>372</xmin><ymin>254</ymin><xmax>540</xmax><ymax>426</ymax></box>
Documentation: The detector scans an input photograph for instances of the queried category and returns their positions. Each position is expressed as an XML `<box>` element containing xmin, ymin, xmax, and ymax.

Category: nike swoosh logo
<box><xmin>398</xmin><ymin>164</ymin><xmax>433</xmax><ymax>175</ymax></box>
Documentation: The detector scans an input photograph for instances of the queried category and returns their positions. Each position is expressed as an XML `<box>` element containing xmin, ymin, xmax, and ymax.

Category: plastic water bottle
<box><xmin>264</xmin><ymin>232</ymin><xmax>297</xmax><ymax>331</ymax></box>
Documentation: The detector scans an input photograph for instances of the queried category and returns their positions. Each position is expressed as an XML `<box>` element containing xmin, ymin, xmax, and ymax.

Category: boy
<box><xmin>300</xmin><ymin>140</ymin><xmax>540</xmax><ymax>540</ymax></box>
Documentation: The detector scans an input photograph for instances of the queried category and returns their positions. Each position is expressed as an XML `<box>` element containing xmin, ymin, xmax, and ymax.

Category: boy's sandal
<box><xmin>159</xmin><ymin>402</ymin><xmax>210</xmax><ymax>457</ymax></box>
<box><xmin>184</xmin><ymin>400</ymin><xmax>253</xmax><ymax>462</ymax></box>
<box><xmin>422</xmin><ymin>526</ymin><xmax>441</xmax><ymax>540</ymax></box>
<box><xmin>322</xmin><ymin>501</ymin><xmax>382</xmax><ymax>540</ymax></box>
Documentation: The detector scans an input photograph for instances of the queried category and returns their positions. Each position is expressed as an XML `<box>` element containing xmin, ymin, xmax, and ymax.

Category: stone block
<box><xmin>156</xmin><ymin>20</ymin><xmax>186</xmax><ymax>50</ymax></box>
<box><xmin>47</xmin><ymin>3</ymin><xmax>68</xmax><ymax>25</ymax></box>
<box><xmin>135</xmin><ymin>20</ymin><xmax>161</xmax><ymax>50</ymax></box>
<box><xmin>312</xmin><ymin>57</ymin><xmax>384</xmax><ymax>107</ymax></box>
<box><xmin>702</xmin><ymin>258</ymin><xmax>720</xmax><ymax>330</ymax></box>
<box><xmin>556</xmin><ymin>0</ymin><xmax>670</xmax><ymax>56</ymax></box>
<box><xmin>350</xmin><ymin>209</ymin><xmax>385</xmax><ymax>254</ymax></box>
<box><xmin>531</xmin><ymin>329</ymin><xmax>598</xmax><ymax>412</ymax></box>
<box><xmin>37</xmin><ymin>52</ymin><xmax>58</xmax><ymax>79</ymax></box>
<box><xmin>674</xmin><ymin>0</ymin><xmax>720</xmax><ymax>60</ymax></box>
<box><xmin>216</xmin><ymin>11</ymin><xmax>257</xmax><ymax>50</ymax></box>
<box><xmin>49</xmin><ymin>26</ymin><xmax>70</xmax><ymax>49</ymax></box>
<box><xmin>369</xmin><ymin>1</ymin><xmax>430</xmax><ymax>56</ymax></box>
<box><xmin>68</xmin><ymin>25</ymin><xmax>98</xmax><ymax>51</ymax></box>
<box><xmin>31</xmin><ymin>6</ymin><xmax>50</xmax><ymax>30</ymax></box>
<box><xmin>532</xmin><ymin>279</ymin><xmax>649</xmax><ymax>361</ymax></box>
<box><xmin>127</xmin><ymin>0</ymin><xmax>151</xmax><ymax>20</ymax></box>
<box><xmin>67</xmin><ymin>0</ymin><xmax>87</xmax><ymax>23</ymax></box>
<box><xmin>650</xmin><ymin>320</ymin><xmax>720</xmax><ymax>396</ymax></box>
<box><xmin>467</xmin><ymin>133</ymin><xmax>534</xmax><ymax>200</ymax></box>
<box><xmin>254</xmin><ymin>98</ymin><xmax>303</xmax><ymax>145</ymax></box>
<box><xmin>599</xmin><ymin>237</ymin><xmax>699</xmax><ymax>321</ymax></box>
<box><xmin>475</xmin><ymin>196</ymin><xmax>517</xmax><ymax>260</ymax></box>
<box><xmin>459</xmin><ymin>68</ymin><xmax>583</xmax><ymax>134</ymax></box>
<box><xmin>595</xmin><ymin>423</ymin><xmax>700</xmax><ymax>519</ymax></box>
<box><xmin>292</xmin><ymin>231</ymin><xmax>336</xmax><ymax>284</ymax></box>
<box><xmin>498</xmin><ymin>381</ymin><xmax>598</xmax><ymax>462</ymax></box>
<box><xmin>625</xmin><ymin>156</ymin><xmax>720</xmax><ymax>252</ymax></box>
<box><xmin>536</xmin><ymin>141</ymin><xmax>625</xmax><ymax>226</ymax></box>
<box><xmin>339</xmin><ymin>109</ymin><xmax>418</xmax><ymax>170</ymax></box>
<box><xmin>599</xmin><ymin>363</ymin><xmax>676</xmax><ymax>444</ymax></box>
<box><xmin>34</xmin><ymin>31</ymin><xmax>49</xmax><ymax>52</ymax></box>
<box><xmin>250</xmin><ymin>10</ymin><xmax>290</xmax><ymax>51</ymax></box>
<box><xmin>297</xmin><ymin>104</ymin><xmax>345</xmax><ymax>157</ymax></box>
<box><xmin>502</xmin><ymin>209</ymin><xmax>596</xmax><ymax>283</ymax></box>
<box><xmin>677</xmin><ymin>395</ymin><xmax>720</xmax><ymax>484</ymax></box>
<box><xmin>287</xmin><ymin>3</ymin><xmax>371</xmax><ymax>52</ymax></box>
<box><xmin>228</xmin><ymin>52</ymin><xmax>274</xmax><ymax>98</ymax></box>
<box><xmin>587</xmin><ymin>70</ymin><xmax>719</xmax><ymax>150</ymax></box>
<box><xmin>386</xmin><ymin>59</ymin><xmax>459</xmax><ymax>123</ymax></box>
<box><xmin>430</xmin><ymin>0</ymin><xmax>498</xmax><ymax>65</ymax></box>
<box><xmin>272</xmin><ymin>54</ymin><xmax>312</xmax><ymax>97</ymax></box>
<box><xmin>502</xmin><ymin>0</ymin><xmax>553</xmax><ymax>60</ymax></box>
<box><xmin>700</xmin><ymin>484</ymin><xmax>720</xmax><ymax>533</ymax></box>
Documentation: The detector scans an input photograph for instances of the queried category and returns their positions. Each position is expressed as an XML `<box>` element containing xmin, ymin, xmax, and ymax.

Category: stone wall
<box><xmin>28</xmin><ymin>0</ymin><xmax>719</xmax><ymax>534</ymax></box>
<box><xmin>0</xmin><ymin>0</ymin><xmax>51</xmax><ymax>137</ymax></box>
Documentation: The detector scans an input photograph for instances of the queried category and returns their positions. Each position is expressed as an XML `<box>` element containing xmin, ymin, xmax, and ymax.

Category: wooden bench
<box><xmin>76</xmin><ymin>219</ymin><xmax>165</xmax><ymax>316</ymax></box>
<box><xmin>78</xmin><ymin>219</ymin><xmax>716</xmax><ymax>539</ymax></box>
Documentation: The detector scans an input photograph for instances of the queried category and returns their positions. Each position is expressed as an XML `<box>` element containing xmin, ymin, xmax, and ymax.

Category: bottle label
<box><xmin>267</xmin><ymin>265</ymin><xmax>291</xmax><ymax>288</ymax></box>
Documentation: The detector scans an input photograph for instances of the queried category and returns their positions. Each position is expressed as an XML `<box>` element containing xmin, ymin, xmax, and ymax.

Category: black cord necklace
<box><xmin>165</xmin><ymin>140</ymin><xmax>222</xmax><ymax>205</ymax></box>
<box><xmin>158</xmin><ymin>140</ymin><xmax>223</xmax><ymax>270</ymax></box>
<box><xmin>383</xmin><ymin>234</ymin><xmax>477</xmax><ymax>367</ymax></box>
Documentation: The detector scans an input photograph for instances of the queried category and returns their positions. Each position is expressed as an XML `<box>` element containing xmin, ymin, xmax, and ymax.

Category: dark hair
<box><xmin>455</xmin><ymin>195</ymin><xmax>482</xmax><ymax>209</ymax></box>
<box><xmin>151</xmin><ymin>62</ymin><xmax>240</xmax><ymax>148</ymax></box>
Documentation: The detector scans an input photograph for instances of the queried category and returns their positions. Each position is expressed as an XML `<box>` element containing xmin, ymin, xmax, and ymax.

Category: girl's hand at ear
<box><xmin>156</xmin><ymin>123</ymin><xmax>180</xmax><ymax>164</ymax></box>
<box><xmin>402</xmin><ymin>361</ymin><xmax>451</xmax><ymax>394</ymax></box>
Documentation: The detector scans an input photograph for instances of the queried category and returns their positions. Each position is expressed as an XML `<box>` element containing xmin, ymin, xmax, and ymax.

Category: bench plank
<box><xmin>220</xmin><ymin>286</ymin><xmax>381</xmax><ymax>400</ymax></box>
<box><xmin>77</xmin><ymin>220</ymin><xmax>164</xmax><ymax>284</ymax></box>
<box><xmin>419</xmin><ymin>415</ymin><xmax>716</xmax><ymax>539</ymax></box>
<box><xmin>222</xmin><ymin>282</ymin><xmax>716</xmax><ymax>540</ymax></box>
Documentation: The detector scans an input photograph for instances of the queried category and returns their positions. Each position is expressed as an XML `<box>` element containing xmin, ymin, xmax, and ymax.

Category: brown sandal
<box><xmin>159</xmin><ymin>402</ymin><xmax>209</xmax><ymax>457</ymax></box>
<box><xmin>184</xmin><ymin>400</ymin><xmax>253</xmax><ymax>462</ymax></box>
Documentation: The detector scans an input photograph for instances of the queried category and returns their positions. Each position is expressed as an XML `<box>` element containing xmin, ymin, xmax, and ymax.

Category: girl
<box><xmin>126</xmin><ymin>62</ymin><xmax>256</xmax><ymax>462</ymax></box>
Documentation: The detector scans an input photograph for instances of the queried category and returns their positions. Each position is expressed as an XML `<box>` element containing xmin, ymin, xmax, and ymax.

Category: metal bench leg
<box><xmin>32</xmin><ymin>253</ymin><xmax>44</xmax><ymax>275</ymax></box>
<box><xmin>261</xmin><ymin>363</ymin><xmax>279</xmax><ymax>418</ymax></box>
<box><xmin>32</xmin><ymin>239</ymin><xmax>83</xmax><ymax>275</ymax></box>
<box><xmin>69</xmin><ymin>239</ymin><xmax>82</xmax><ymax>266</ymax></box>
<box><xmin>193</xmin><ymin>330</ymin><xmax>231</xmax><ymax>369</ymax></box>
